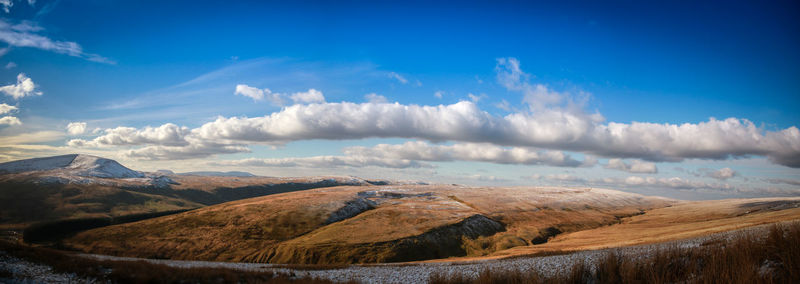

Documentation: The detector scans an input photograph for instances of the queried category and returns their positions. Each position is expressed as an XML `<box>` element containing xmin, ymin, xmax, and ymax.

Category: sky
<box><xmin>0</xmin><ymin>0</ymin><xmax>798</xmax><ymax>200</ymax></box>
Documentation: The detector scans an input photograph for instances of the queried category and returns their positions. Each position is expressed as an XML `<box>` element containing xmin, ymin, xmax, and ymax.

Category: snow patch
<box><xmin>0</xmin><ymin>154</ymin><xmax>144</xmax><ymax>179</ymax></box>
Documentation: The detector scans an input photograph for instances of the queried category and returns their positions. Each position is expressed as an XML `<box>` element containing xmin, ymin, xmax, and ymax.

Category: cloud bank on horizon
<box><xmin>0</xmin><ymin>1</ymin><xmax>798</xmax><ymax>199</ymax></box>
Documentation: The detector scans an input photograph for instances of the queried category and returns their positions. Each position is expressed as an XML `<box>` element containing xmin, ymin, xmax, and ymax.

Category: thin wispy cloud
<box><xmin>387</xmin><ymin>71</ymin><xmax>408</xmax><ymax>84</ymax></box>
<box><xmin>0</xmin><ymin>19</ymin><xmax>114</xmax><ymax>64</ymax></box>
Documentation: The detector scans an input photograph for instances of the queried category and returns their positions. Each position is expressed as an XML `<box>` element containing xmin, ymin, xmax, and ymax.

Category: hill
<box><xmin>64</xmin><ymin>185</ymin><xmax>675</xmax><ymax>264</ymax></box>
<box><xmin>0</xmin><ymin>155</ymin><xmax>374</xmax><ymax>229</ymax></box>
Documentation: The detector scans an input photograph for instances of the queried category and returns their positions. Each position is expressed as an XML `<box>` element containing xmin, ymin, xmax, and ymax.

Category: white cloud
<box><xmin>68</xmin><ymin>123</ymin><xmax>191</xmax><ymax>147</ymax></box>
<box><xmin>210</xmin><ymin>156</ymin><xmax>429</xmax><ymax>169</ymax></box>
<box><xmin>4</xmin><ymin>62</ymin><xmax>15</xmax><ymax>69</ymax></box>
<box><xmin>495</xmin><ymin>99</ymin><xmax>511</xmax><ymax>111</ymax></box>
<box><xmin>0</xmin><ymin>0</ymin><xmax>12</xmax><ymax>13</ymax></box>
<box><xmin>234</xmin><ymin>84</ymin><xmax>265</xmax><ymax>101</ymax></box>
<box><xmin>79</xmin><ymin>100</ymin><xmax>800</xmax><ymax>167</ymax></box>
<box><xmin>0</xmin><ymin>103</ymin><xmax>16</xmax><ymax>114</ymax></box>
<box><xmin>544</xmin><ymin>173</ymin><xmax>586</xmax><ymax>182</ymax></box>
<box><xmin>0</xmin><ymin>73</ymin><xmax>42</xmax><ymax>99</ymax></box>
<box><xmin>496</xmin><ymin>57</ymin><xmax>563</xmax><ymax>110</ymax></box>
<box><xmin>364</xmin><ymin>93</ymin><xmax>388</xmax><ymax>103</ymax></box>
<box><xmin>187</xmin><ymin>101</ymin><xmax>799</xmax><ymax>167</ymax></box>
<box><xmin>124</xmin><ymin>143</ymin><xmax>250</xmax><ymax>161</ymax></box>
<box><xmin>464</xmin><ymin>174</ymin><xmax>510</xmax><ymax>182</ymax></box>
<box><xmin>0</xmin><ymin>0</ymin><xmax>35</xmax><ymax>13</ymax></box>
<box><xmin>388</xmin><ymin>72</ymin><xmax>408</xmax><ymax>84</ymax></box>
<box><xmin>605</xmin><ymin>158</ymin><xmax>658</xmax><ymax>173</ymax></box>
<box><xmin>0</xmin><ymin>115</ymin><xmax>20</xmax><ymax>125</ymax></box>
<box><xmin>343</xmin><ymin>141</ymin><xmax>588</xmax><ymax>167</ymax></box>
<box><xmin>706</xmin><ymin>167</ymin><xmax>737</xmax><ymax>180</ymax></box>
<box><xmin>235</xmin><ymin>84</ymin><xmax>320</xmax><ymax>106</ymax></box>
<box><xmin>66</xmin><ymin>122</ymin><xmax>87</xmax><ymax>135</ymax></box>
<box><xmin>290</xmin><ymin>88</ymin><xmax>325</xmax><ymax>104</ymax></box>
<box><xmin>468</xmin><ymin>93</ymin><xmax>487</xmax><ymax>103</ymax></box>
<box><xmin>434</xmin><ymin>91</ymin><xmax>444</xmax><ymax>99</ymax></box>
<box><xmin>599</xmin><ymin>176</ymin><xmax>733</xmax><ymax>191</ymax></box>
<box><xmin>0</xmin><ymin>19</ymin><xmax>113</xmax><ymax>63</ymax></box>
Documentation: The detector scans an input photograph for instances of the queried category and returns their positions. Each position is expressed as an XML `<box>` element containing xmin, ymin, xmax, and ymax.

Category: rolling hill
<box><xmin>0</xmin><ymin>155</ymin><xmax>376</xmax><ymax>229</ymax></box>
<box><xmin>64</xmin><ymin>185</ymin><xmax>675</xmax><ymax>264</ymax></box>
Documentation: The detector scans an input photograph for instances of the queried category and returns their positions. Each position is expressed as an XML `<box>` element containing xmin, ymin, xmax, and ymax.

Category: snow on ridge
<box><xmin>0</xmin><ymin>154</ymin><xmax>144</xmax><ymax>179</ymax></box>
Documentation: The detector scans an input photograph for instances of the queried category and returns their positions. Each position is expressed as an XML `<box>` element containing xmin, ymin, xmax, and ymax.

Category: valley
<box><xmin>1</xmin><ymin>154</ymin><xmax>799</xmax><ymax>283</ymax></box>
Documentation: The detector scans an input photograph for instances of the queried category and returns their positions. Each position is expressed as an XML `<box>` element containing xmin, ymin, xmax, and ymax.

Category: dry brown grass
<box><xmin>0</xmin><ymin>241</ymin><xmax>354</xmax><ymax>283</ymax></box>
<box><xmin>62</xmin><ymin>185</ymin><xmax>674</xmax><ymax>264</ymax></box>
<box><xmin>492</xmin><ymin>197</ymin><xmax>800</xmax><ymax>259</ymax></box>
<box><xmin>430</xmin><ymin>222</ymin><xmax>800</xmax><ymax>284</ymax></box>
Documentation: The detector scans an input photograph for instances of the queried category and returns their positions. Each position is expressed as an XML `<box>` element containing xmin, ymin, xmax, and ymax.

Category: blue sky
<box><xmin>0</xmin><ymin>0</ymin><xmax>798</xmax><ymax>199</ymax></box>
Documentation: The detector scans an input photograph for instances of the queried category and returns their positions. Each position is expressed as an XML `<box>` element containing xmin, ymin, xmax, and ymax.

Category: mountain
<box><xmin>0</xmin><ymin>154</ymin><xmax>144</xmax><ymax>179</ymax></box>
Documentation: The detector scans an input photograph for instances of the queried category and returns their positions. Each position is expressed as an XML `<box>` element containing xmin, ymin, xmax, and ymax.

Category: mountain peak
<box><xmin>0</xmin><ymin>154</ymin><xmax>144</xmax><ymax>178</ymax></box>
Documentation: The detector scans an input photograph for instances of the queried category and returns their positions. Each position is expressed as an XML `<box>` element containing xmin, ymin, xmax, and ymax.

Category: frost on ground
<box><xmin>0</xmin><ymin>251</ymin><xmax>93</xmax><ymax>284</ymax></box>
<box><xmin>72</xmin><ymin>224</ymin><xmax>774</xmax><ymax>284</ymax></box>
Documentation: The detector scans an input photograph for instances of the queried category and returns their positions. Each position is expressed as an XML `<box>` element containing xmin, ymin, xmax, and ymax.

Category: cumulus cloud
<box><xmin>68</xmin><ymin>123</ymin><xmax>250</xmax><ymax>160</ymax></box>
<box><xmin>234</xmin><ymin>84</ymin><xmax>266</xmax><ymax>101</ymax></box>
<box><xmin>0</xmin><ymin>103</ymin><xmax>16</xmax><ymax>114</ymax></box>
<box><xmin>605</xmin><ymin>158</ymin><xmax>658</xmax><ymax>174</ymax></box>
<box><xmin>705</xmin><ymin>167</ymin><xmax>737</xmax><ymax>180</ymax></box>
<box><xmin>186</xmin><ymin>102</ymin><xmax>800</xmax><ymax>167</ymax></box>
<box><xmin>74</xmin><ymin>100</ymin><xmax>800</xmax><ymax>167</ymax></box>
<box><xmin>0</xmin><ymin>19</ymin><xmax>113</xmax><ymax>63</ymax></box>
<box><xmin>0</xmin><ymin>73</ymin><xmax>41</xmax><ymax>99</ymax></box>
<box><xmin>0</xmin><ymin>115</ymin><xmax>20</xmax><ymax>125</ymax></box>
<box><xmin>124</xmin><ymin>143</ymin><xmax>250</xmax><ymax>161</ymax></box>
<box><xmin>343</xmin><ymin>140</ymin><xmax>589</xmax><ymax>167</ymax></box>
<box><xmin>235</xmin><ymin>84</ymin><xmax>324</xmax><ymax>105</ymax></box>
<box><xmin>66</xmin><ymin>122</ymin><xmax>87</xmax><ymax>135</ymax></box>
<box><xmin>364</xmin><ymin>93</ymin><xmax>388</xmax><ymax>103</ymax></box>
<box><xmin>289</xmin><ymin>88</ymin><xmax>325</xmax><ymax>104</ymax></box>
<box><xmin>68</xmin><ymin>123</ymin><xmax>191</xmax><ymax>147</ymax></box>
<box><xmin>388</xmin><ymin>72</ymin><xmax>408</xmax><ymax>84</ymax></box>
<box><xmin>210</xmin><ymin>156</ymin><xmax>429</xmax><ymax>169</ymax></box>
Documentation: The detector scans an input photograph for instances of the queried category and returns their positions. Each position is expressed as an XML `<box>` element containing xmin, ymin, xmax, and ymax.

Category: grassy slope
<box><xmin>0</xmin><ymin>175</ymin><xmax>363</xmax><ymax>229</ymax></box>
<box><xmin>0</xmin><ymin>182</ymin><xmax>202</xmax><ymax>229</ymax></box>
<box><xmin>64</xmin><ymin>185</ymin><xmax>674</xmax><ymax>264</ymax></box>
<box><xmin>483</xmin><ymin>197</ymin><xmax>800</xmax><ymax>259</ymax></box>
